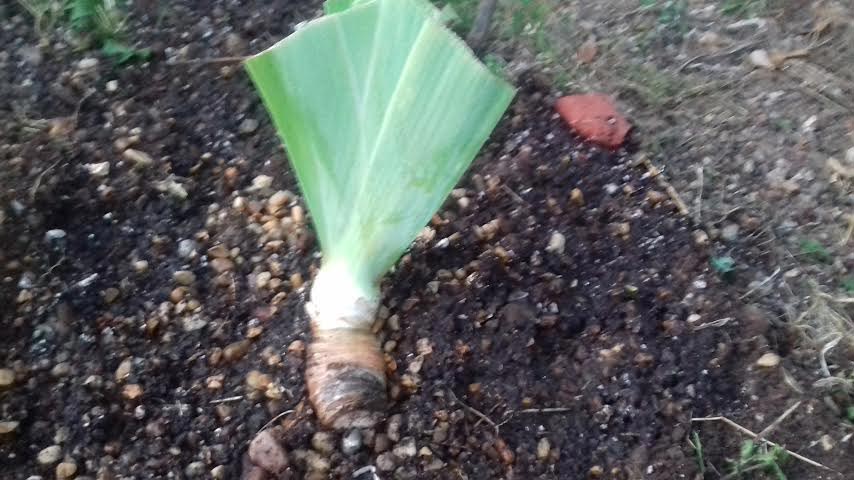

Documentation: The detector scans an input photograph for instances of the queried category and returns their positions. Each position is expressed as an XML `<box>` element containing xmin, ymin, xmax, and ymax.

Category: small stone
<box><xmin>115</xmin><ymin>358</ymin><xmax>132</xmax><ymax>382</ymax></box>
<box><xmin>386</xmin><ymin>414</ymin><xmax>402</xmax><ymax>442</ymax></box>
<box><xmin>173</xmin><ymin>270</ymin><xmax>196</xmax><ymax>286</ymax></box>
<box><xmin>255</xmin><ymin>272</ymin><xmax>272</xmax><ymax>289</ymax></box>
<box><xmin>0</xmin><ymin>369</ymin><xmax>15</xmax><ymax>388</ymax></box>
<box><xmin>693</xmin><ymin>230</ymin><xmax>709</xmax><ymax>246</ymax></box>
<box><xmin>545</xmin><ymin>232</ymin><xmax>566</xmax><ymax>254</ymax></box>
<box><xmin>0</xmin><ymin>421</ymin><xmax>19</xmax><ymax>435</ymax></box>
<box><xmin>105</xmin><ymin>80</ymin><xmax>119</xmax><ymax>92</ymax></box>
<box><xmin>37</xmin><ymin>445</ymin><xmax>62</xmax><ymax>465</ymax></box>
<box><xmin>646</xmin><ymin>190</ymin><xmax>667</xmax><ymax>206</ymax></box>
<box><xmin>51</xmin><ymin>363</ymin><xmax>71</xmax><ymax>377</ymax></box>
<box><xmin>267</xmin><ymin>191</ymin><xmax>290</xmax><ymax>214</ymax></box>
<box><xmin>184</xmin><ymin>461</ymin><xmax>206</xmax><ymax>478</ymax></box>
<box><xmin>749</xmin><ymin>49</ymin><xmax>775</xmax><ymax>69</ymax></box>
<box><xmin>569</xmin><ymin>188</ymin><xmax>584</xmax><ymax>206</ymax></box>
<box><xmin>820</xmin><ymin>434</ymin><xmax>834</xmax><ymax>451</ymax></box>
<box><xmin>177</xmin><ymin>239</ymin><xmax>198</xmax><ymax>259</ymax></box>
<box><xmin>721</xmin><ymin>223</ymin><xmax>739</xmax><ymax>241</ymax></box>
<box><xmin>247</xmin><ymin>326</ymin><xmax>263</xmax><ymax>339</ymax></box>
<box><xmin>634</xmin><ymin>352</ymin><xmax>655</xmax><ymax>368</ymax></box>
<box><xmin>249</xmin><ymin>430</ymin><xmax>289</xmax><ymax>474</ymax></box>
<box><xmin>250</xmin><ymin>175</ymin><xmax>273</xmax><ymax>190</ymax></box>
<box><xmin>78</xmin><ymin>57</ymin><xmax>99</xmax><ymax>70</ymax></box>
<box><xmin>392</xmin><ymin>437</ymin><xmax>417</xmax><ymax>458</ymax></box>
<box><xmin>210</xmin><ymin>257</ymin><xmax>235</xmax><ymax>273</ymax></box>
<box><xmin>206</xmin><ymin>375</ymin><xmax>224</xmax><ymax>391</ymax></box>
<box><xmin>589</xmin><ymin>465</ymin><xmax>604</xmax><ymax>477</ymax></box>
<box><xmin>291</xmin><ymin>205</ymin><xmax>305</xmax><ymax>224</ymax></box>
<box><xmin>122</xmin><ymin>384</ymin><xmax>143</xmax><ymax>401</ymax></box>
<box><xmin>84</xmin><ymin>162</ymin><xmax>110</xmax><ymax>177</ymax></box>
<box><xmin>289</xmin><ymin>273</ymin><xmax>303</xmax><ymax>289</ymax></box>
<box><xmin>246</xmin><ymin>370</ymin><xmax>271</xmax><ymax>391</ymax></box>
<box><xmin>376</xmin><ymin>452</ymin><xmax>396</xmax><ymax>472</ymax></box>
<box><xmin>45</xmin><ymin>229</ymin><xmax>67</xmax><ymax>243</ymax></box>
<box><xmin>132</xmin><ymin>260</ymin><xmax>149</xmax><ymax>273</ymax></box>
<box><xmin>341</xmin><ymin>429</ymin><xmax>362</xmax><ymax>455</ymax></box>
<box><xmin>286</xmin><ymin>340</ymin><xmax>305</xmax><ymax>357</ymax></box>
<box><xmin>756</xmin><ymin>352</ymin><xmax>781</xmax><ymax>368</ymax></box>
<box><xmin>311</xmin><ymin>431</ymin><xmax>335</xmax><ymax>454</ymax></box>
<box><xmin>170</xmin><ymin>287</ymin><xmax>187</xmax><ymax>303</ymax></box>
<box><xmin>207</xmin><ymin>245</ymin><xmax>230</xmax><ymax>259</ymax></box>
<box><xmin>210</xmin><ymin>465</ymin><xmax>226</xmax><ymax>480</ymax></box>
<box><xmin>102</xmin><ymin>288</ymin><xmax>120</xmax><ymax>304</ymax></box>
<box><xmin>239</xmin><ymin>118</ymin><xmax>259</xmax><ymax>134</ymax></box>
<box><xmin>56</xmin><ymin>461</ymin><xmax>77</xmax><ymax>479</ymax></box>
<box><xmin>123</xmin><ymin>149</ymin><xmax>154</xmax><ymax>168</ymax></box>
<box><xmin>536</xmin><ymin>438</ymin><xmax>550</xmax><ymax>461</ymax></box>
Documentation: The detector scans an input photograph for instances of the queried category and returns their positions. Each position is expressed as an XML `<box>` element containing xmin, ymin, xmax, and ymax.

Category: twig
<box><xmin>466</xmin><ymin>0</ymin><xmax>498</xmax><ymax>52</ymax></box>
<box><xmin>256</xmin><ymin>409</ymin><xmax>295</xmax><ymax>434</ymax></box>
<box><xmin>636</xmin><ymin>155</ymin><xmax>689</xmax><ymax>215</ymax></box>
<box><xmin>448</xmin><ymin>389</ymin><xmax>498</xmax><ymax>434</ymax></box>
<box><xmin>691</xmin><ymin>416</ymin><xmax>832</xmax><ymax>471</ymax></box>
<box><xmin>694</xmin><ymin>166</ymin><xmax>704</xmax><ymax>223</ymax></box>
<box><xmin>497</xmin><ymin>407</ymin><xmax>574</xmax><ymax>430</ymax></box>
<box><xmin>756</xmin><ymin>401</ymin><xmax>802</xmax><ymax>441</ymax></box>
<box><xmin>209</xmin><ymin>395</ymin><xmax>244</xmax><ymax>404</ymax></box>
<box><xmin>739</xmin><ymin>268</ymin><xmax>781</xmax><ymax>300</ymax></box>
<box><xmin>501</xmin><ymin>184</ymin><xmax>525</xmax><ymax>204</ymax></box>
<box><xmin>167</xmin><ymin>56</ymin><xmax>248</xmax><ymax>65</ymax></box>
<box><xmin>677</xmin><ymin>41</ymin><xmax>760</xmax><ymax>73</ymax></box>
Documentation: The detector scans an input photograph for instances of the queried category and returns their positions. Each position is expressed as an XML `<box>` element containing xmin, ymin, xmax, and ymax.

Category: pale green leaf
<box><xmin>246</xmin><ymin>0</ymin><xmax>514</xmax><ymax>285</ymax></box>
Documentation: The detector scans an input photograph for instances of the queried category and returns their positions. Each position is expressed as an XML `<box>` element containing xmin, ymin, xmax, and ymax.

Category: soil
<box><xmin>1</xmin><ymin>1</ymin><xmax>852</xmax><ymax>480</ymax></box>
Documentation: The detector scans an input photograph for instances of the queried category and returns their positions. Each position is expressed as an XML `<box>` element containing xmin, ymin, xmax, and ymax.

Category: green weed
<box><xmin>688</xmin><ymin>431</ymin><xmax>706</xmax><ymax>474</ymax></box>
<box><xmin>800</xmin><ymin>239</ymin><xmax>833</xmax><ymax>264</ymax></box>
<box><xmin>721</xmin><ymin>0</ymin><xmax>769</xmax><ymax>18</ymax></box>
<box><xmin>727</xmin><ymin>440</ymin><xmax>789</xmax><ymax>479</ymax></box>
<box><xmin>17</xmin><ymin>0</ymin><xmax>149</xmax><ymax>65</ymax></box>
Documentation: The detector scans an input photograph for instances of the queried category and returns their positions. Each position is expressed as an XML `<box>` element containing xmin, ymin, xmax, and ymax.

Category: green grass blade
<box><xmin>246</xmin><ymin>0</ymin><xmax>514</xmax><ymax>284</ymax></box>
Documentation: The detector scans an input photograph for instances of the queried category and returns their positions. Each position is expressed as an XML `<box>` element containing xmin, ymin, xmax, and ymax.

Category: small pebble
<box><xmin>311</xmin><ymin>431</ymin><xmax>335</xmax><ymax>454</ymax></box>
<box><xmin>122</xmin><ymin>384</ymin><xmax>143</xmax><ymax>401</ymax></box>
<box><xmin>239</xmin><ymin>118</ymin><xmax>259</xmax><ymax>134</ymax></box>
<box><xmin>341</xmin><ymin>429</ymin><xmax>362</xmax><ymax>455</ymax></box>
<box><xmin>132</xmin><ymin>260</ymin><xmax>149</xmax><ymax>273</ymax></box>
<box><xmin>569</xmin><ymin>188</ymin><xmax>584</xmax><ymax>206</ymax></box>
<box><xmin>37</xmin><ymin>445</ymin><xmax>62</xmax><ymax>465</ymax></box>
<box><xmin>177</xmin><ymin>239</ymin><xmax>198</xmax><ymax>258</ymax></box>
<box><xmin>84</xmin><ymin>162</ymin><xmax>110</xmax><ymax>177</ymax></box>
<box><xmin>56</xmin><ymin>461</ymin><xmax>77</xmax><ymax>479</ymax></box>
<box><xmin>251</xmin><ymin>175</ymin><xmax>273</xmax><ymax>190</ymax></box>
<box><xmin>545</xmin><ymin>232</ymin><xmax>566</xmax><ymax>254</ymax></box>
<box><xmin>210</xmin><ymin>257</ymin><xmax>235</xmax><ymax>273</ymax></box>
<box><xmin>376</xmin><ymin>452</ymin><xmax>396</xmax><ymax>472</ymax></box>
<box><xmin>123</xmin><ymin>149</ymin><xmax>154</xmax><ymax>168</ymax></box>
<box><xmin>184</xmin><ymin>461</ymin><xmax>206</xmax><ymax>478</ymax></box>
<box><xmin>0</xmin><ymin>368</ymin><xmax>15</xmax><ymax>388</ymax></box>
<box><xmin>210</xmin><ymin>465</ymin><xmax>226</xmax><ymax>480</ymax></box>
<box><xmin>392</xmin><ymin>437</ymin><xmax>417</xmax><ymax>458</ymax></box>
<box><xmin>0</xmin><ymin>421</ymin><xmax>19</xmax><ymax>435</ymax></box>
<box><xmin>173</xmin><ymin>270</ymin><xmax>196</xmax><ymax>286</ymax></box>
<box><xmin>536</xmin><ymin>438</ymin><xmax>550</xmax><ymax>461</ymax></box>
<box><xmin>115</xmin><ymin>358</ymin><xmax>132</xmax><ymax>382</ymax></box>
<box><xmin>249</xmin><ymin>430</ymin><xmax>289</xmax><ymax>474</ymax></box>
<box><xmin>756</xmin><ymin>352</ymin><xmax>781</xmax><ymax>368</ymax></box>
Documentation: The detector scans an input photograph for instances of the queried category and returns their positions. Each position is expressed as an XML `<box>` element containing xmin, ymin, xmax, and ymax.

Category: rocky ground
<box><xmin>1</xmin><ymin>1</ymin><xmax>852</xmax><ymax>479</ymax></box>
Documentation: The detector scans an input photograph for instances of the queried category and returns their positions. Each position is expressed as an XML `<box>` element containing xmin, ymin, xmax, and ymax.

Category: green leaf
<box><xmin>844</xmin><ymin>277</ymin><xmax>854</xmax><ymax>293</ymax></box>
<box><xmin>800</xmin><ymin>239</ymin><xmax>832</xmax><ymax>264</ymax></box>
<box><xmin>101</xmin><ymin>39</ymin><xmax>150</xmax><ymax>65</ymax></box>
<box><xmin>246</xmin><ymin>0</ymin><xmax>514</xmax><ymax>285</ymax></box>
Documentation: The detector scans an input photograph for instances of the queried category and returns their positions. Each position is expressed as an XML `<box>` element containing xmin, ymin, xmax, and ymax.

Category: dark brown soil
<box><xmin>1</xmin><ymin>1</ymin><xmax>851</xmax><ymax>479</ymax></box>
